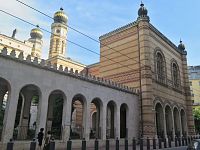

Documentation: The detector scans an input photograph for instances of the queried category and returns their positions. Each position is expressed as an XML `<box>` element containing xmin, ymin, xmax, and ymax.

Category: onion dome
<box><xmin>178</xmin><ymin>40</ymin><xmax>185</xmax><ymax>51</ymax></box>
<box><xmin>138</xmin><ymin>2</ymin><xmax>148</xmax><ymax>17</ymax></box>
<box><xmin>30</xmin><ymin>27</ymin><xmax>43</xmax><ymax>39</ymax></box>
<box><xmin>54</xmin><ymin>8</ymin><xmax>67</xmax><ymax>24</ymax></box>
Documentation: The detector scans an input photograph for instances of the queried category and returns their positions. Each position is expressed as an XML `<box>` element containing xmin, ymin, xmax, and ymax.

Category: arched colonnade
<box><xmin>0</xmin><ymin>77</ymin><xmax>134</xmax><ymax>142</ymax></box>
<box><xmin>154</xmin><ymin>100</ymin><xmax>188</xmax><ymax>140</ymax></box>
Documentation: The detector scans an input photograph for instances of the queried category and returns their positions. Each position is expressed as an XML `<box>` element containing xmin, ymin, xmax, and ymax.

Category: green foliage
<box><xmin>32</xmin><ymin>95</ymin><xmax>39</xmax><ymax>104</ymax></box>
<box><xmin>193</xmin><ymin>106</ymin><xmax>200</xmax><ymax>133</ymax></box>
<box><xmin>193</xmin><ymin>107</ymin><xmax>200</xmax><ymax>120</ymax></box>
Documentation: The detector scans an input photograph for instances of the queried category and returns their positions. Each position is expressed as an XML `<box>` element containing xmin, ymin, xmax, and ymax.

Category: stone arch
<box><xmin>106</xmin><ymin>100</ymin><xmax>117</xmax><ymax>139</ymax></box>
<box><xmin>90</xmin><ymin>98</ymin><xmax>103</xmax><ymax>139</ymax></box>
<box><xmin>13</xmin><ymin>84</ymin><xmax>41</xmax><ymax>140</ymax></box>
<box><xmin>70</xmin><ymin>93</ymin><xmax>87</xmax><ymax>139</ymax></box>
<box><xmin>180</xmin><ymin>109</ymin><xmax>187</xmax><ymax>136</ymax></box>
<box><xmin>153</xmin><ymin>97</ymin><xmax>164</xmax><ymax>108</ymax></box>
<box><xmin>173</xmin><ymin>107</ymin><xmax>181</xmax><ymax>137</ymax></box>
<box><xmin>154</xmin><ymin>48</ymin><xmax>167</xmax><ymax>83</ymax></box>
<box><xmin>120</xmin><ymin>103</ymin><xmax>129</xmax><ymax>138</ymax></box>
<box><xmin>0</xmin><ymin>77</ymin><xmax>11</xmax><ymax>141</ymax></box>
<box><xmin>155</xmin><ymin>102</ymin><xmax>164</xmax><ymax>138</ymax></box>
<box><xmin>164</xmin><ymin>104</ymin><xmax>173</xmax><ymax>139</ymax></box>
<box><xmin>46</xmin><ymin>90</ymin><xmax>66</xmax><ymax>140</ymax></box>
<box><xmin>171</xmin><ymin>59</ymin><xmax>181</xmax><ymax>87</ymax></box>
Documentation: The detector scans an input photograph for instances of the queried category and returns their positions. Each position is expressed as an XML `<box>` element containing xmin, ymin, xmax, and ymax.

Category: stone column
<box><xmin>137</xmin><ymin>15</ymin><xmax>155</xmax><ymax>138</ymax></box>
<box><xmin>102</xmin><ymin>105</ymin><xmax>107</xmax><ymax>140</ymax></box>
<box><xmin>17</xmin><ymin>91</ymin><xmax>33</xmax><ymax>140</ymax></box>
<box><xmin>84</xmin><ymin>97</ymin><xmax>90</xmax><ymax>140</ymax></box>
<box><xmin>1</xmin><ymin>85</ymin><xmax>20</xmax><ymax>143</ymax></box>
<box><xmin>46</xmin><ymin>96</ymin><xmax>54</xmax><ymax>133</ymax></box>
<box><xmin>181</xmin><ymin>51</ymin><xmax>195</xmax><ymax>135</ymax></box>
<box><xmin>96</xmin><ymin>108</ymin><xmax>100</xmax><ymax>138</ymax></box>
<box><xmin>115</xmin><ymin>105</ymin><xmax>120</xmax><ymax>138</ymax></box>
<box><xmin>171</xmin><ymin>111</ymin><xmax>175</xmax><ymax>140</ymax></box>
<box><xmin>62</xmin><ymin>93</ymin><xmax>73</xmax><ymax>141</ymax></box>
<box><xmin>36</xmin><ymin>89</ymin><xmax>49</xmax><ymax>135</ymax></box>
<box><xmin>163</xmin><ymin>110</ymin><xmax>167</xmax><ymax>139</ymax></box>
<box><xmin>179</xmin><ymin>111</ymin><xmax>183</xmax><ymax>137</ymax></box>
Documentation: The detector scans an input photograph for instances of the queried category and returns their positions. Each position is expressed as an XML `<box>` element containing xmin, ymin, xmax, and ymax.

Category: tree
<box><xmin>193</xmin><ymin>106</ymin><xmax>200</xmax><ymax>133</ymax></box>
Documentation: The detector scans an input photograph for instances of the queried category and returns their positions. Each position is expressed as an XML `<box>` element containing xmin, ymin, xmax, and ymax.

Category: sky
<box><xmin>0</xmin><ymin>0</ymin><xmax>199</xmax><ymax>66</ymax></box>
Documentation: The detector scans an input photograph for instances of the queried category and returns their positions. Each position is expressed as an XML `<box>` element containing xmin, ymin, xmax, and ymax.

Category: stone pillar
<box><xmin>84</xmin><ymin>98</ymin><xmax>90</xmax><ymax>140</ymax></box>
<box><xmin>163</xmin><ymin>110</ymin><xmax>167</xmax><ymax>139</ymax></box>
<box><xmin>36</xmin><ymin>89</ymin><xmax>49</xmax><ymax>135</ymax></box>
<box><xmin>1</xmin><ymin>85</ymin><xmax>20</xmax><ymax>143</ymax></box>
<box><xmin>62</xmin><ymin>93</ymin><xmax>73</xmax><ymax>141</ymax></box>
<box><xmin>102</xmin><ymin>105</ymin><xmax>107</xmax><ymax>140</ymax></box>
<box><xmin>137</xmin><ymin>16</ymin><xmax>155</xmax><ymax>138</ymax></box>
<box><xmin>46</xmin><ymin>97</ymin><xmax>54</xmax><ymax>133</ymax></box>
<box><xmin>17</xmin><ymin>91</ymin><xmax>33</xmax><ymax>140</ymax></box>
<box><xmin>179</xmin><ymin>111</ymin><xmax>183</xmax><ymax>137</ymax></box>
<box><xmin>171</xmin><ymin>111</ymin><xmax>176</xmax><ymax>140</ymax></box>
<box><xmin>115</xmin><ymin>105</ymin><xmax>120</xmax><ymax>138</ymax></box>
<box><xmin>181</xmin><ymin>52</ymin><xmax>195</xmax><ymax>136</ymax></box>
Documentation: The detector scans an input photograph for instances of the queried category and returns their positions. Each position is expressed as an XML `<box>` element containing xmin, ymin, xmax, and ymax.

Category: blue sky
<box><xmin>0</xmin><ymin>0</ymin><xmax>199</xmax><ymax>66</ymax></box>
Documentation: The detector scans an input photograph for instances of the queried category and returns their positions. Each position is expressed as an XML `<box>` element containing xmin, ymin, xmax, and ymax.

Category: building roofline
<box><xmin>47</xmin><ymin>55</ymin><xmax>86</xmax><ymax>67</ymax></box>
<box><xmin>98</xmin><ymin>21</ymin><xmax>184</xmax><ymax>55</ymax></box>
<box><xmin>0</xmin><ymin>50</ymin><xmax>138</xmax><ymax>95</ymax></box>
<box><xmin>87</xmin><ymin>62</ymin><xmax>100</xmax><ymax>68</ymax></box>
<box><xmin>0</xmin><ymin>33</ymin><xmax>31</xmax><ymax>45</ymax></box>
<box><xmin>149</xmin><ymin>23</ymin><xmax>183</xmax><ymax>54</ymax></box>
<box><xmin>99</xmin><ymin>21</ymin><xmax>138</xmax><ymax>40</ymax></box>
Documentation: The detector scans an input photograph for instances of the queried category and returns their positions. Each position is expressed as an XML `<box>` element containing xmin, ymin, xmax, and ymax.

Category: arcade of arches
<box><xmin>155</xmin><ymin>101</ymin><xmax>187</xmax><ymax>140</ymax></box>
<box><xmin>0</xmin><ymin>77</ymin><xmax>132</xmax><ymax>142</ymax></box>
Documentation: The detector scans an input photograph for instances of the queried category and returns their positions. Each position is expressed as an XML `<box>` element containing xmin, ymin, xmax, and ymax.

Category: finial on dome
<box><xmin>137</xmin><ymin>2</ymin><xmax>149</xmax><ymax>21</ymax></box>
<box><xmin>30</xmin><ymin>27</ymin><xmax>43</xmax><ymax>39</ymax></box>
<box><xmin>140</xmin><ymin>1</ymin><xmax>144</xmax><ymax>7</ymax></box>
<box><xmin>53</xmin><ymin>8</ymin><xmax>67</xmax><ymax>24</ymax></box>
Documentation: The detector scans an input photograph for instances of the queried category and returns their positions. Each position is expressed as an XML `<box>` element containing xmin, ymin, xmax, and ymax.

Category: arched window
<box><xmin>171</xmin><ymin>61</ymin><xmax>180</xmax><ymax>87</ymax></box>
<box><xmin>56</xmin><ymin>39</ymin><xmax>59</xmax><ymax>52</ymax></box>
<box><xmin>155</xmin><ymin>50</ymin><xmax>166</xmax><ymax>83</ymax></box>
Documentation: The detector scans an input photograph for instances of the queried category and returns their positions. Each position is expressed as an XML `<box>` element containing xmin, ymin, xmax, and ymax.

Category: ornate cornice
<box><xmin>99</xmin><ymin>21</ymin><xmax>138</xmax><ymax>40</ymax></box>
<box><xmin>149</xmin><ymin>24</ymin><xmax>184</xmax><ymax>55</ymax></box>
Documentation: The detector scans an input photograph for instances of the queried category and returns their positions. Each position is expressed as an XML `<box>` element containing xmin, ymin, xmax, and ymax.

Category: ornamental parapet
<box><xmin>0</xmin><ymin>48</ymin><xmax>138</xmax><ymax>95</ymax></box>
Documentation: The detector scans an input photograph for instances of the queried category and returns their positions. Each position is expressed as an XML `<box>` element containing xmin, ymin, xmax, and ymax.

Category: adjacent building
<box><xmin>188</xmin><ymin>66</ymin><xmax>200</xmax><ymax>106</ymax></box>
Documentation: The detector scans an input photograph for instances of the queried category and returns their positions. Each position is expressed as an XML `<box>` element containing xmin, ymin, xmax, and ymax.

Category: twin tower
<box><xmin>29</xmin><ymin>8</ymin><xmax>68</xmax><ymax>59</ymax></box>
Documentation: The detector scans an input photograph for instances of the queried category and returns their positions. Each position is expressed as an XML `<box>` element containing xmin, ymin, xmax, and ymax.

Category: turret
<box><xmin>49</xmin><ymin>8</ymin><xmax>68</xmax><ymax>58</ymax></box>
<box><xmin>28</xmin><ymin>27</ymin><xmax>43</xmax><ymax>58</ymax></box>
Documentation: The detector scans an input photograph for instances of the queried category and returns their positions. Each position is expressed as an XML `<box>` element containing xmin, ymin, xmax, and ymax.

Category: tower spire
<box><xmin>49</xmin><ymin>8</ymin><xmax>68</xmax><ymax>59</ymax></box>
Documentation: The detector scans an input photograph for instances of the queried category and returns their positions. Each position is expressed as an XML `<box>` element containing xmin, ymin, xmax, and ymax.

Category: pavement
<box><xmin>70</xmin><ymin>145</ymin><xmax>188</xmax><ymax>150</ymax></box>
